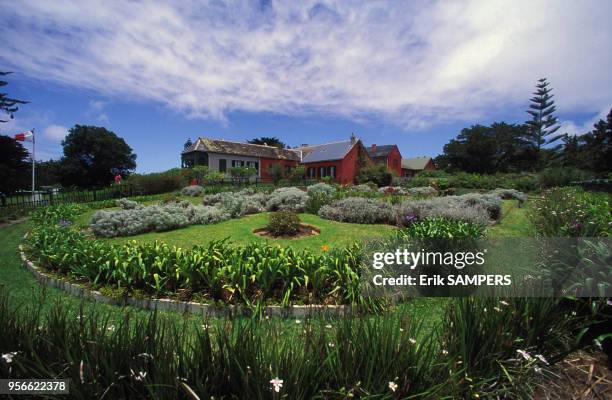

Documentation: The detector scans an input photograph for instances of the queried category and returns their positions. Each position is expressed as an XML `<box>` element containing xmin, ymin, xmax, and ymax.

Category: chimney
<box><xmin>350</xmin><ymin>133</ymin><xmax>356</xmax><ymax>144</ymax></box>
<box><xmin>263</xmin><ymin>142</ymin><xmax>268</xmax><ymax>146</ymax></box>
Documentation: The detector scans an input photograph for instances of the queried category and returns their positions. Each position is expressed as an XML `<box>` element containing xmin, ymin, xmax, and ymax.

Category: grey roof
<box><xmin>401</xmin><ymin>157</ymin><xmax>433</xmax><ymax>170</ymax></box>
<box><xmin>183</xmin><ymin>137</ymin><xmax>300</xmax><ymax>161</ymax></box>
<box><xmin>296</xmin><ymin>140</ymin><xmax>357</xmax><ymax>163</ymax></box>
<box><xmin>366</xmin><ymin>145</ymin><xmax>396</xmax><ymax>158</ymax></box>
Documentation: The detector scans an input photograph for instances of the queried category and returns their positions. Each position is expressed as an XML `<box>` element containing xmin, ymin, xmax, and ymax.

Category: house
<box><xmin>366</xmin><ymin>144</ymin><xmax>402</xmax><ymax>176</ymax></box>
<box><xmin>401</xmin><ymin>156</ymin><xmax>436</xmax><ymax>177</ymax></box>
<box><xmin>295</xmin><ymin>136</ymin><xmax>371</xmax><ymax>185</ymax></box>
<box><xmin>181</xmin><ymin>137</ymin><xmax>300</xmax><ymax>182</ymax></box>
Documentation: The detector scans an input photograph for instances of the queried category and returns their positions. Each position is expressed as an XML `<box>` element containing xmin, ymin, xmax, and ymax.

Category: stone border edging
<box><xmin>19</xmin><ymin>245</ymin><xmax>350</xmax><ymax>318</ymax></box>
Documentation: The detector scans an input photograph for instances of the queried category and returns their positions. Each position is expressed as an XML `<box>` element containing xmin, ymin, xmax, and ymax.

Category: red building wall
<box><xmin>260</xmin><ymin>158</ymin><xmax>299</xmax><ymax>182</ymax></box>
<box><xmin>386</xmin><ymin>146</ymin><xmax>402</xmax><ymax>176</ymax></box>
<box><xmin>302</xmin><ymin>143</ymin><xmax>363</xmax><ymax>185</ymax></box>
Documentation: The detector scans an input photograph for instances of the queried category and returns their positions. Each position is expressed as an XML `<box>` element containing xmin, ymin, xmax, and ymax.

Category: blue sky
<box><xmin>1</xmin><ymin>1</ymin><xmax>610</xmax><ymax>173</ymax></box>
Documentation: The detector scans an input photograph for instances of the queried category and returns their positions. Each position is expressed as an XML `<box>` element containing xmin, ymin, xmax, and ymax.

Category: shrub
<box><xmin>203</xmin><ymin>189</ymin><xmax>268</xmax><ymax>217</ymax></box>
<box><xmin>307</xmin><ymin>182</ymin><xmax>337</xmax><ymax>198</ymax></box>
<box><xmin>406</xmin><ymin>186</ymin><xmax>438</xmax><ymax>197</ymax></box>
<box><xmin>184</xmin><ymin>205</ymin><xmax>230</xmax><ymax>225</ymax></box>
<box><xmin>378</xmin><ymin>186</ymin><xmax>406</xmax><ymax>195</ymax></box>
<box><xmin>180</xmin><ymin>185</ymin><xmax>205</xmax><ymax>197</ymax></box>
<box><xmin>318</xmin><ymin>197</ymin><xmax>394</xmax><ymax>224</ymax></box>
<box><xmin>395</xmin><ymin>196</ymin><xmax>492</xmax><ymax>227</ymax></box>
<box><xmin>265</xmin><ymin>210</ymin><xmax>301</xmax><ymax>236</ymax></box>
<box><xmin>123</xmin><ymin>169</ymin><xmax>184</xmax><ymax>194</ymax></box>
<box><xmin>490</xmin><ymin>188</ymin><xmax>526</xmax><ymax>204</ymax></box>
<box><xmin>30</xmin><ymin>203</ymin><xmax>86</xmax><ymax>225</ymax></box>
<box><xmin>116</xmin><ymin>197</ymin><xmax>140</xmax><ymax>209</ymax></box>
<box><xmin>266</xmin><ymin>187</ymin><xmax>308</xmax><ymax>212</ymax></box>
<box><xmin>538</xmin><ymin>167</ymin><xmax>593</xmax><ymax>188</ymax></box>
<box><xmin>356</xmin><ymin>164</ymin><xmax>392</xmax><ymax>187</ymax></box>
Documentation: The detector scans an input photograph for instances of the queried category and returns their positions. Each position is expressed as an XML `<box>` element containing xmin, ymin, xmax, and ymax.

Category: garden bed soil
<box><xmin>253</xmin><ymin>224</ymin><xmax>321</xmax><ymax>239</ymax></box>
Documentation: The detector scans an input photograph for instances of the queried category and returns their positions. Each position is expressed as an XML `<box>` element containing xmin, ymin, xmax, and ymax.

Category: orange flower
<box><xmin>321</xmin><ymin>244</ymin><xmax>330</xmax><ymax>252</ymax></box>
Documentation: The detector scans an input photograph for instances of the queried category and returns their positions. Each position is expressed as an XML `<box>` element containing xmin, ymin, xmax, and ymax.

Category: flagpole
<box><xmin>31</xmin><ymin>128</ymin><xmax>35</xmax><ymax>195</ymax></box>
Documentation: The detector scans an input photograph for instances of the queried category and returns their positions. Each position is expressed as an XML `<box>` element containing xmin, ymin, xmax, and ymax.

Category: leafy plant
<box><xmin>265</xmin><ymin>211</ymin><xmax>301</xmax><ymax>236</ymax></box>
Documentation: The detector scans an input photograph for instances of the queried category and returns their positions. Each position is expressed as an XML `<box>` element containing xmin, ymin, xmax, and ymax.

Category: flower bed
<box><xmin>26</xmin><ymin>207</ymin><xmax>374</xmax><ymax>309</ymax></box>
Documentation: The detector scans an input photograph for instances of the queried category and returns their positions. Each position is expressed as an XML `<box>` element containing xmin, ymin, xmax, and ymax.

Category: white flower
<box><xmin>2</xmin><ymin>352</ymin><xmax>18</xmax><ymax>364</ymax></box>
<box><xmin>493</xmin><ymin>307</ymin><xmax>502</xmax><ymax>312</ymax></box>
<box><xmin>571</xmin><ymin>311</ymin><xmax>577</xmax><ymax>316</ymax></box>
<box><xmin>500</xmin><ymin>300</ymin><xmax>509</xmax><ymax>306</ymax></box>
<box><xmin>325</xmin><ymin>324</ymin><xmax>332</xmax><ymax>329</ymax></box>
<box><xmin>328</xmin><ymin>342</ymin><xmax>335</xmax><ymax>347</ymax></box>
<box><xmin>270</xmin><ymin>377</ymin><xmax>283</xmax><ymax>393</ymax></box>
<box><xmin>409</xmin><ymin>338</ymin><xmax>417</xmax><ymax>345</ymax></box>
<box><xmin>517</xmin><ymin>349</ymin><xmax>532</xmax><ymax>361</ymax></box>
<box><xmin>441</xmin><ymin>349</ymin><xmax>448</xmax><ymax>355</ymax></box>
<box><xmin>535</xmin><ymin>354</ymin><xmax>548</xmax><ymax>365</ymax></box>
<box><xmin>534</xmin><ymin>366</ymin><xmax>542</xmax><ymax>373</ymax></box>
<box><xmin>107</xmin><ymin>325</ymin><xmax>115</xmax><ymax>332</ymax></box>
<box><xmin>388</xmin><ymin>381</ymin><xmax>398</xmax><ymax>392</ymax></box>
<box><xmin>201</xmin><ymin>324</ymin><xmax>209</xmax><ymax>330</ymax></box>
<box><xmin>295</xmin><ymin>319</ymin><xmax>301</xmax><ymax>324</ymax></box>
<box><xmin>399</xmin><ymin>328</ymin><xmax>404</xmax><ymax>332</ymax></box>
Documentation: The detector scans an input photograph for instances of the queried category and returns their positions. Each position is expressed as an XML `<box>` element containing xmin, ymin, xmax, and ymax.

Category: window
<box><xmin>319</xmin><ymin>166</ymin><xmax>326</xmax><ymax>177</ymax></box>
<box><xmin>307</xmin><ymin>167</ymin><xmax>316</xmax><ymax>178</ymax></box>
<box><xmin>219</xmin><ymin>159</ymin><xmax>227</xmax><ymax>172</ymax></box>
<box><xmin>329</xmin><ymin>166</ymin><xmax>336</xmax><ymax>178</ymax></box>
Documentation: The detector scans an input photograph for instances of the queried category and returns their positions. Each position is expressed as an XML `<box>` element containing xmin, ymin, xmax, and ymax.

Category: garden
<box><xmin>1</xmin><ymin>177</ymin><xmax>611</xmax><ymax>398</ymax></box>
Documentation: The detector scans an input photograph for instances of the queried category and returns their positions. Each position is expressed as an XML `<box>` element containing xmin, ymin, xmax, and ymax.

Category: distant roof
<box><xmin>296</xmin><ymin>140</ymin><xmax>357</xmax><ymax>163</ymax></box>
<box><xmin>183</xmin><ymin>137</ymin><xmax>300</xmax><ymax>161</ymax></box>
<box><xmin>402</xmin><ymin>157</ymin><xmax>433</xmax><ymax>170</ymax></box>
<box><xmin>366</xmin><ymin>144</ymin><xmax>396</xmax><ymax>158</ymax></box>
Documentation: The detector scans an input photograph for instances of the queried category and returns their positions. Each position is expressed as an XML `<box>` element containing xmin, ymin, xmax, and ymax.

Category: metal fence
<box><xmin>0</xmin><ymin>177</ymin><xmax>321</xmax><ymax>220</ymax></box>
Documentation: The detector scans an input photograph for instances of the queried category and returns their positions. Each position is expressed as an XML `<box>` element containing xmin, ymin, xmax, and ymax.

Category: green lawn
<box><xmin>101</xmin><ymin>212</ymin><xmax>398</xmax><ymax>252</ymax></box>
<box><xmin>488</xmin><ymin>199</ymin><xmax>533</xmax><ymax>237</ymax></box>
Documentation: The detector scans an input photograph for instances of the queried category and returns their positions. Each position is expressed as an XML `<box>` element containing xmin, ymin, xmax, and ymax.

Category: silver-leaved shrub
<box><xmin>318</xmin><ymin>197</ymin><xmax>395</xmax><ymax>224</ymax></box>
<box><xmin>116</xmin><ymin>198</ymin><xmax>141</xmax><ymax>210</ymax></box>
<box><xmin>180</xmin><ymin>185</ymin><xmax>205</xmax><ymax>197</ymax></box>
<box><xmin>266</xmin><ymin>187</ymin><xmax>308</xmax><ymax>212</ymax></box>
<box><xmin>307</xmin><ymin>183</ymin><xmax>337</xmax><ymax>199</ymax></box>
<box><xmin>406</xmin><ymin>186</ymin><xmax>438</xmax><ymax>197</ymax></box>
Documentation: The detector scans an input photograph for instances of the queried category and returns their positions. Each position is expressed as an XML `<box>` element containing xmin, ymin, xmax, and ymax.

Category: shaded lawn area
<box><xmin>101</xmin><ymin>213</ymin><xmax>398</xmax><ymax>252</ymax></box>
<box><xmin>488</xmin><ymin>199</ymin><xmax>533</xmax><ymax>237</ymax></box>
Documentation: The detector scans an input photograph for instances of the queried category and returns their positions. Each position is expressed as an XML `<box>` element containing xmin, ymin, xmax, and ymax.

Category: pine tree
<box><xmin>526</xmin><ymin>78</ymin><xmax>562</xmax><ymax>166</ymax></box>
<box><xmin>184</xmin><ymin>138</ymin><xmax>193</xmax><ymax>149</ymax></box>
<box><xmin>0</xmin><ymin>71</ymin><xmax>28</xmax><ymax>122</ymax></box>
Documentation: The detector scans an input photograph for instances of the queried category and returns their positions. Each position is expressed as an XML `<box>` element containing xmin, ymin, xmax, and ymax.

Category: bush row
<box><xmin>318</xmin><ymin>190</ymin><xmax>518</xmax><ymax>226</ymax></box>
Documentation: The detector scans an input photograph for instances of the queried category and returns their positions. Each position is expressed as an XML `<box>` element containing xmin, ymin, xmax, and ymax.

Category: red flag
<box><xmin>14</xmin><ymin>130</ymin><xmax>33</xmax><ymax>141</ymax></box>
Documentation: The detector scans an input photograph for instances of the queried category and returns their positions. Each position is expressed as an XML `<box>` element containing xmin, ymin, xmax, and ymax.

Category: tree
<box><xmin>184</xmin><ymin>138</ymin><xmax>193</xmax><ymax>149</ymax></box>
<box><xmin>59</xmin><ymin>125</ymin><xmax>136</xmax><ymax>188</ymax></box>
<box><xmin>525</xmin><ymin>78</ymin><xmax>562</xmax><ymax>167</ymax></box>
<box><xmin>267</xmin><ymin>163</ymin><xmax>285</xmax><ymax>185</ymax></box>
<box><xmin>579</xmin><ymin>108</ymin><xmax>612</xmax><ymax>173</ymax></box>
<box><xmin>0</xmin><ymin>135</ymin><xmax>30</xmax><ymax>193</ymax></box>
<box><xmin>248</xmin><ymin>137</ymin><xmax>286</xmax><ymax>149</ymax></box>
<box><xmin>356</xmin><ymin>164</ymin><xmax>392</xmax><ymax>187</ymax></box>
<box><xmin>0</xmin><ymin>72</ymin><xmax>28</xmax><ymax>122</ymax></box>
<box><xmin>438</xmin><ymin>123</ymin><xmax>533</xmax><ymax>173</ymax></box>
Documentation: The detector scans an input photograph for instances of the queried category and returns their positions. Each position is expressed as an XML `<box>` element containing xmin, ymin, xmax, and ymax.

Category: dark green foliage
<box><xmin>124</xmin><ymin>169</ymin><xmax>184</xmax><ymax>194</ymax></box>
<box><xmin>525</xmin><ymin>78</ymin><xmax>562</xmax><ymax>165</ymax></box>
<box><xmin>229</xmin><ymin>166</ymin><xmax>256</xmax><ymax>178</ymax></box>
<box><xmin>438</xmin><ymin>122</ymin><xmax>534</xmax><ymax>173</ymax></box>
<box><xmin>0</xmin><ymin>71</ymin><xmax>27</xmax><ymax>122</ymax></box>
<box><xmin>356</xmin><ymin>164</ymin><xmax>392</xmax><ymax>187</ymax></box>
<box><xmin>267</xmin><ymin>163</ymin><xmax>285</xmax><ymax>184</ymax></box>
<box><xmin>265</xmin><ymin>210</ymin><xmax>301</xmax><ymax>236</ymax></box>
<box><xmin>60</xmin><ymin>125</ymin><xmax>136</xmax><ymax>188</ymax></box>
<box><xmin>248</xmin><ymin>136</ymin><xmax>286</xmax><ymax>148</ymax></box>
<box><xmin>0</xmin><ymin>135</ymin><xmax>30</xmax><ymax>193</ymax></box>
<box><xmin>287</xmin><ymin>165</ymin><xmax>306</xmax><ymax>183</ymax></box>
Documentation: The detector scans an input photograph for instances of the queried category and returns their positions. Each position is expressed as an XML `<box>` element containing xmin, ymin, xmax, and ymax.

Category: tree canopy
<box><xmin>0</xmin><ymin>135</ymin><xmax>30</xmax><ymax>193</ymax></box>
<box><xmin>60</xmin><ymin>125</ymin><xmax>136</xmax><ymax>188</ymax></box>
<box><xmin>0</xmin><ymin>71</ymin><xmax>28</xmax><ymax>123</ymax></box>
<box><xmin>437</xmin><ymin>123</ymin><xmax>534</xmax><ymax>173</ymax></box>
<box><xmin>248</xmin><ymin>137</ymin><xmax>286</xmax><ymax>148</ymax></box>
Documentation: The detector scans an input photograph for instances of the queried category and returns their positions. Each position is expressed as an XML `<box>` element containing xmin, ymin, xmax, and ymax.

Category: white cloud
<box><xmin>43</xmin><ymin>124</ymin><xmax>68</xmax><ymax>140</ymax></box>
<box><xmin>0</xmin><ymin>0</ymin><xmax>610</xmax><ymax>129</ymax></box>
